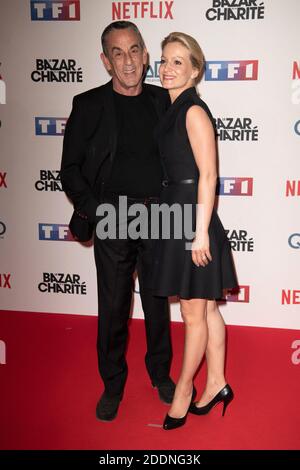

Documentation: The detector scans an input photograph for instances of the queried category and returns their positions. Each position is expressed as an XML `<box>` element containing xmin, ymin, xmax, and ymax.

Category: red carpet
<box><xmin>0</xmin><ymin>310</ymin><xmax>299</xmax><ymax>450</ymax></box>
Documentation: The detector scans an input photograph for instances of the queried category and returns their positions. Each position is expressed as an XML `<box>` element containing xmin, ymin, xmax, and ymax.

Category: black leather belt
<box><xmin>162</xmin><ymin>179</ymin><xmax>196</xmax><ymax>187</ymax></box>
<box><xmin>103</xmin><ymin>191</ymin><xmax>159</xmax><ymax>205</ymax></box>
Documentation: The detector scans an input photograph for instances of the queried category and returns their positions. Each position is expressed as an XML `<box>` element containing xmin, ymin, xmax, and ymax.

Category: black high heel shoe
<box><xmin>163</xmin><ymin>386</ymin><xmax>197</xmax><ymax>430</ymax></box>
<box><xmin>189</xmin><ymin>384</ymin><xmax>233</xmax><ymax>416</ymax></box>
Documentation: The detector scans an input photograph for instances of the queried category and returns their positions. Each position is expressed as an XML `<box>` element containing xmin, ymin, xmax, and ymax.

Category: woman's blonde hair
<box><xmin>161</xmin><ymin>32</ymin><xmax>205</xmax><ymax>84</ymax></box>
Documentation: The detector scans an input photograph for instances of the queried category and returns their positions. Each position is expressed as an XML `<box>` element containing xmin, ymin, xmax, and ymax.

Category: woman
<box><xmin>152</xmin><ymin>32</ymin><xmax>239</xmax><ymax>430</ymax></box>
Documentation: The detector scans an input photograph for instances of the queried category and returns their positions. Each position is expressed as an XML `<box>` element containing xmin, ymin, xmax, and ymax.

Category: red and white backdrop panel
<box><xmin>0</xmin><ymin>0</ymin><xmax>299</xmax><ymax>329</ymax></box>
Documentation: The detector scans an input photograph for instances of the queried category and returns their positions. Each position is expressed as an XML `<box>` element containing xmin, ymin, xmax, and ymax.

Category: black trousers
<box><xmin>93</xmin><ymin>196</ymin><xmax>172</xmax><ymax>398</ymax></box>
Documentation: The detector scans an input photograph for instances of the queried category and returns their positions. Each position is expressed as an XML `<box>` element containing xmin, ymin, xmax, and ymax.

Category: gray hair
<box><xmin>101</xmin><ymin>21</ymin><xmax>145</xmax><ymax>57</ymax></box>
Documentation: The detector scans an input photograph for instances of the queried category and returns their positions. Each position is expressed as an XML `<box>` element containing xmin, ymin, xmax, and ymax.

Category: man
<box><xmin>61</xmin><ymin>21</ymin><xmax>174</xmax><ymax>421</ymax></box>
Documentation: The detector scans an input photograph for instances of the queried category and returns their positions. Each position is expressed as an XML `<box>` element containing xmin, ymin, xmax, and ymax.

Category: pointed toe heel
<box><xmin>189</xmin><ymin>384</ymin><xmax>234</xmax><ymax>416</ymax></box>
<box><xmin>163</xmin><ymin>385</ymin><xmax>197</xmax><ymax>430</ymax></box>
<box><xmin>163</xmin><ymin>413</ymin><xmax>187</xmax><ymax>430</ymax></box>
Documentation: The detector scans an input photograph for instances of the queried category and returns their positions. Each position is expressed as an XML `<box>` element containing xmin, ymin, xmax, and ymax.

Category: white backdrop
<box><xmin>0</xmin><ymin>0</ymin><xmax>299</xmax><ymax>329</ymax></box>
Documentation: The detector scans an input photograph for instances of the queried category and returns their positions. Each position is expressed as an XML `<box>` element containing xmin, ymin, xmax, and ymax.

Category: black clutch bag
<box><xmin>69</xmin><ymin>210</ymin><xmax>94</xmax><ymax>242</ymax></box>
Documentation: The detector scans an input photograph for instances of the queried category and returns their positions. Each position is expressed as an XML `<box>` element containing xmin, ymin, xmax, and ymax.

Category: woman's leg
<box><xmin>195</xmin><ymin>300</ymin><xmax>227</xmax><ymax>406</ymax></box>
<box><xmin>168</xmin><ymin>297</ymin><xmax>208</xmax><ymax>418</ymax></box>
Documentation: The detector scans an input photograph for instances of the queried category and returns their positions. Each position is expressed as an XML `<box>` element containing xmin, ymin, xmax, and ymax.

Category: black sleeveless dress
<box><xmin>152</xmin><ymin>87</ymin><xmax>238</xmax><ymax>300</ymax></box>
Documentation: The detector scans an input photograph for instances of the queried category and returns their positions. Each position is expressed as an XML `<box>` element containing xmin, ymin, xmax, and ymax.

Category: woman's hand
<box><xmin>191</xmin><ymin>231</ymin><xmax>212</xmax><ymax>267</ymax></box>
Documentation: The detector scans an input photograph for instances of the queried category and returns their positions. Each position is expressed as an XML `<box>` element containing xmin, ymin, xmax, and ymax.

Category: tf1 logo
<box><xmin>218</xmin><ymin>177</ymin><xmax>253</xmax><ymax>196</ymax></box>
<box><xmin>35</xmin><ymin>118</ymin><xmax>67</xmax><ymax>136</ymax></box>
<box><xmin>225</xmin><ymin>286</ymin><xmax>249</xmax><ymax>303</ymax></box>
<box><xmin>205</xmin><ymin>60</ymin><xmax>258</xmax><ymax>81</ymax></box>
<box><xmin>30</xmin><ymin>0</ymin><xmax>80</xmax><ymax>21</ymax></box>
<box><xmin>39</xmin><ymin>224</ymin><xmax>74</xmax><ymax>241</ymax></box>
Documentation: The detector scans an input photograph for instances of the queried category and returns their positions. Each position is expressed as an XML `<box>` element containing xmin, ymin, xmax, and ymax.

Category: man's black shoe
<box><xmin>152</xmin><ymin>377</ymin><xmax>176</xmax><ymax>404</ymax></box>
<box><xmin>96</xmin><ymin>392</ymin><xmax>122</xmax><ymax>422</ymax></box>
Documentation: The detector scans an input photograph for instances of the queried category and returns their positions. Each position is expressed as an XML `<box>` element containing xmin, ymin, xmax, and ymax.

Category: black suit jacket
<box><xmin>60</xmin><ymin>80</ymin><xmax>169</xmax><ymax>240</ymax></box>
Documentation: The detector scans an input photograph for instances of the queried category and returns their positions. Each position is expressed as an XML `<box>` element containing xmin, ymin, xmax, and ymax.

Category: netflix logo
<box><xmin>282</xmin><ymin>290</ymin><xmax>300</xmax><ymax>305</ymax></box>
<box><xmin>286</xmin><ymin>180</ymin><xmax>300</xmax><ymax>197</ymax></box>
<box><xmin>0</xmin><ymin>273</ymin><xmax>11</xmax><ymax>289</ymax></box>
<box><xmin>0</xmin><ymin>171</ymin><xmax>7</xmax><ymax>189</ymax></box>
<box><xmin>112</xmin><ymin>1</ymin><xmax>174</xmax><ymax>20</ymax></box>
